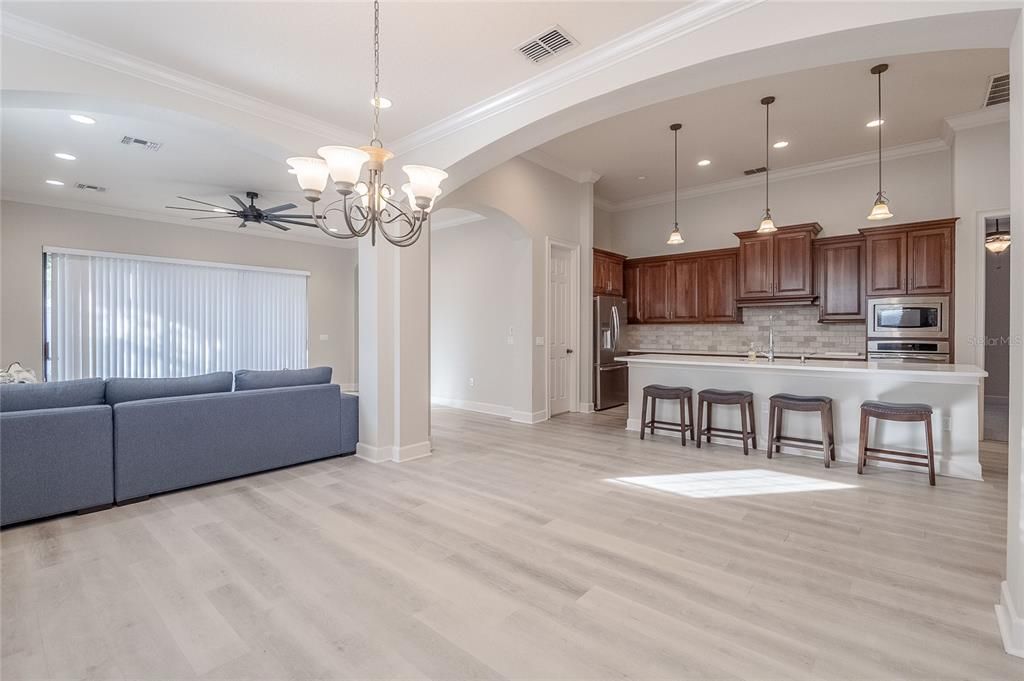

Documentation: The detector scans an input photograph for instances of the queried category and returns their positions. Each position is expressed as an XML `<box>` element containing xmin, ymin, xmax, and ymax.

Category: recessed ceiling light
<box><xmin>54</xmin><ymin>152</ymin><xmax>77</xmax><ymax>161</ymax></box>
<box><xmin>371</xmin><ymin>96</ymin><xmax>392</xmax><ymax>109</ymax></box>
<box><xmin>866</xmin><ymin>119</ymin><xmax>884</xmax><ymax>128</ymax></box>
<box><xmin>329</xmin><ymin>227</ymin><xmax>340</xmax><ymax>233</ymax></box>
<box><xmin>773</xmin><ymin>141</ymin><xmax>789</xmax><ymax>149</ymax></box>
<box><xmin>697</xmin><ymin>159</ymin><xmax>711</xmax><ymax>167</ymax></box>
<box><xmin>287</xmin><ymin>168</ymin><xmax>297</xmax><ymax>174</ymax></box>
<box><xmin>637</xmin><ymin>175</ymin><xmax>647</xmax><ymax>181</ymax></box>
<box><xmin>69</xmin><ymin>114</ymin><xmax>96</xmax><ymax>125</ymax></box>
<box><xmin>45</xmin><ymin>179</ymin><xmax>65</xmax><ymax>186</ymax></box>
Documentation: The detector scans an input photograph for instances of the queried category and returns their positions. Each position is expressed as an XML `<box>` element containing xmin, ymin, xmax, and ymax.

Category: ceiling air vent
<box><xmin>984</xmin><ymin>73</ymin><xmax>1009</xmax><ymax>107</ymax></box>
<box><xmin>120</xmin><ymin>135</ymin><xmax>162</xmax><ymax>152</ymax></box>
<box><xmin>75</xmin><ymin>183</ymin><xmax>107</xmax><ymax>192</ymax></box>
<box><xmin>518</xmin><ymin>26</ymin><xmax>577</xmax><ymax>64</ymax></box>
<box><xmin>743</xmin><ymin>166</ymin><xmax>767</xmax><ymax>176</ymax></box>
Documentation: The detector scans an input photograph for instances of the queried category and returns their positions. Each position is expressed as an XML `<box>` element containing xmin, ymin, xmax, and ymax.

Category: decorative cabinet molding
<box><xmin>815</xmin><ymin>234</ymin><xmax>866</xmax><ymax>323</ymax></box>
<box><xmin>625</xmin><ymin>248</ymin><xmax>740</xmax><ymax>325</ymax></box>
<box><xmin>859</xmin><ymin>218</ymin><xmax>956</xmax><ymax>296</ymax></box>
<box><xmin>592</xmin><ymin>248</ymin><xmax>626</xmax><ymax>296</ymax></box>
<box><xmin>734</xmin><ymin>223</ymin><xmax>821</xmax><ymax>306</ymax></box>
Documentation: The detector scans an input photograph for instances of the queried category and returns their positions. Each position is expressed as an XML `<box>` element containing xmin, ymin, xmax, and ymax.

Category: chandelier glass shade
<box><xmin>285</xmin><ymin>0</ymin><xmax>446</xmax><ymax>247</ymax></box>
<box><xmin>756</xmin><ymin>96</ymin><xmax>777</xmax><ymax>234</ymax></box>
<box><xmin>866</xmin><ymin>63</ymin><xmax>893</xmax><ymax>221</ymax></box>
<box><xmin>985</xmin><ymin>218</ymin><xmax>1011</xmax><ymax>254</ymax></box>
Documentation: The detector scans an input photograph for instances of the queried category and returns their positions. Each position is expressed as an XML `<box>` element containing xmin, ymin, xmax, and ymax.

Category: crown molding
<box><xmin>391</xmin><ymin>0</ymin><xmax>766</xmax><ymax>157</ymax></box>
<box><xmin>520</xmin><ymin>149</ymin><xmax>601</xmax><ymax>184</ymax></box>
<box><xmin>431</xmin><ymin>212</ymin><xmax>486</xmax><ymax>231</ymax></box>
<box><xmin>943</xmin><ymin>103</ymin><xmax>1010</xmax><ymax>137</ymax></box>
<box><xmin>1</xmin><ymin>193</ymin><xmax>355</xmax><ymax>249</ymax></box>
<box><xmin>600</xmin><ymin>138</ymin><xmax>949</xmax><ymax>213</ymax></box>
<box><xmin>0</xmin><ymin>12</ymin><xmax>365</xmax><ymax>146</ymax></box>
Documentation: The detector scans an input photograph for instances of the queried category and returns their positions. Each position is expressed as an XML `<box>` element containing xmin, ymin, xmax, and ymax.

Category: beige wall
<box><xmin>0</xmin><ymin>201</ymin><xmax>358</xmax><ymax>386</ymax></box>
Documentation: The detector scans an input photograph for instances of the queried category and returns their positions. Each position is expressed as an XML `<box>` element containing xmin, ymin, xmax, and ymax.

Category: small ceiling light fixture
<box><xmin>985</xmin><ymin>217</ymin><xmax>1011</xmax><ymax>253</ymax></box>
<box><xmin>867</xmin><ymin>63</ymin><xmax>893</xmax><ymax>221</ymax></box>
<box><xmin>866</xmin><ymin>119</ymin><xmax>884</xmax><ymax>128</ymax></box>
<box><xmin>666</xmin><ymin>123</ymin><xmax>685</xmax><ymax>246</ymax></box>
<box><xmin>45</xmin><ymin>179</ymin><xmax>65</xmax><ymax>186</ymax></box>
<box><xmin>697</xmin><ymin>159</ymin><xmax>711</xmax><ymax>167</ymax></box>
<box><xmin>54</xmin><ymin>152</ymin><xmax>77</xmax><ymax>161</ymax></box>
<box><xmin>371</xmin><ymin>96</ymin><xmax>392</xmax><ymax>109</ymax></box>
<box><xmin>637</xmin><ymin>175</ymin><xmax>647</xmax><ymax>181</ymax></box>
<box><xmin>756</xmin><ymin>96</ymin><xmax>777</xmax><ymax>233</ymax></box>
<box><xmin>286</xmin><ymin>0</ymin><xmax>446</xmax><ymax>247</ymax></box>
<box><xmin>773</xmin><ymin>140</ymin><xmax>789</xmax><ymax>149</ymax></box>
<box><xmin>69</xmin><ymin>114</ymin><xmax>96</xmax><ymax>125</ymax></box>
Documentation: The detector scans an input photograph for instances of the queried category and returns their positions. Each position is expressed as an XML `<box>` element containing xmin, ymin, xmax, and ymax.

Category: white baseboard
<box><xmin>625</xmin><ymin>417</ymin><xmax>641</xmax><ymax>431</ymax></box>
<box><xmin>997</xmin><ymin>581</ymin><xmax>1024</xmax><ymax>658</ymax></box>
<box><xmin>431</xmin><ymin>395</ymin><xmax>513</xmax><ymax>418</ymax></box>
<box><xmin>510</xmin><ymin>409</ymin><xmax>548</xmax><ymax>424</ymax></box>
<box><xmin>356</xmin><ymin>440</ymin><xmax>433</xmax><ymax>464</ymax></box>
<box><xmin>355</xmin><ymin>442</ymin><xmax>391</xmax><ymax>463</ymax></box>
<box><xmin>580</xmin><ymin>402</ymin><xmax>595</xmax><ymax>414</ymax></box>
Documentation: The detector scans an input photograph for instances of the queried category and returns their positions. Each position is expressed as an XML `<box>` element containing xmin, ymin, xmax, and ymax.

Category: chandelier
<box><xmin>286</xmin><ymin>0</ymin><xmax>447</xmax><ymax>247</ymax></box>
<box><xmin>756</xmin><ymin>96</ymin><xmax>777</xmax><ymax>233</ymax></box>
<box><xmin>866</xmin><ymin>63</ymin><xmax>893</xmax><ymax>220</ymax></box>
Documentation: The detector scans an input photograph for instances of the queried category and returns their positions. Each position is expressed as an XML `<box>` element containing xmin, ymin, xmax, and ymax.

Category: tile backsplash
<box><xmin>622</xmin><ymin>306</ymin><xmax>866</xmax><ymax>356</ymax></box>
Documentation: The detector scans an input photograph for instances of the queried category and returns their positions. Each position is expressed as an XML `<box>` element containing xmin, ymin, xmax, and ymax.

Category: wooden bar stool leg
<box><xmin>640</xmin><ymin>394</ymin><xmax>648</xmax><ymax>440</ymax></box>
<box><xmin>857</xmin><ymin>411</ymin><xmax>869</xmax><ymax>475</ymax></box>
<box><xmin>695</xmin><ymin>398</ymin><xmax>704</xmax><ymax>449</ymax></box>
<box><xmin>678</xmin><ymin>396</ymin><xmax>687</xmax><ymax>447</ymax></box>
<box><xmin>747</xmin><ymin>399</ymin><xmax>758</xmax><ymax>450</ymax></box>
<box><xmin>766</xmin><ymin>403</ymin><xmax>776</xmax><ymax>459</ymax></box>
<box><xmin>827</xmin><ymin>406</ymin><xmax>837</xmax><ymax>461</ymax></box>
<box><xmin>774</xmin><ymin>408</ymin><xmax>783</xmax><ymax>454</ymax></box>
<box><xmin>819</xmin><ymin>407</ymin><xmax>831</xmax><ymax>468</ymax></box>
<box><xmin>740</xmin><ymin>403</ymin><xmax>750</xmax><ymax>456</ymax></box>
<box><xmin>686</xmin><ymin>396</ymin><xmax>695</xmax><ymax>442</ymax></box>
<box><xmin>925</xmin><ymin>414</ymin><xmax>936</xmax><ymax>486</ymax></box>
<box><xmin>706</xmin><ymin>403</ymin><xmax>713</xmax><ymax>444</ymax></box>
<box><xmin>649</xmin><ymin>397</ymin><xmax>657</xmax><ymax>437</ymax></box>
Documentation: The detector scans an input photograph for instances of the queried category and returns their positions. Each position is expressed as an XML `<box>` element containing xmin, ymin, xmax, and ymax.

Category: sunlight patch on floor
<box><xmin>609</xmin><ymin>469</ymin><xmax>857</xmax><ymax>498</ymax></box>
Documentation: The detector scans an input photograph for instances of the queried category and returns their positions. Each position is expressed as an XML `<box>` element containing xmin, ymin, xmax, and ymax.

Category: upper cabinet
<box><xmin>815</xmin><ymin>234</ymin><xmax>866</xmax><ymax>323</ymax></box>
<box><xmin>592</xmin><ymin>248</ymin><xmax>626</xmax><ymax>296</ymax></box>
<box><xmin>735</xmin><ymin>223</ymin><xmax>821</xmax><ymax>305</ymax></box>
<box><xmin>860</xmin><ymin>218</ymin><xmax>955</xmax><ymax>296</ymax></box>
<box><xmin>625</xmin><ymin>249</ymin><xmax>740</xmax><ymax>325</ymax></box>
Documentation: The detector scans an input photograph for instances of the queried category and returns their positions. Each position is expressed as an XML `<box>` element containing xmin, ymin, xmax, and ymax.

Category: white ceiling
<box><xmin>2</xmin><ymin>1</ymin><xmax>686</xmax><ymax>141</ymax></box>
<box><xmin>535</xmin><ymin>49</ymin><xmax>1009</xmax><ymax>204</ymax></box>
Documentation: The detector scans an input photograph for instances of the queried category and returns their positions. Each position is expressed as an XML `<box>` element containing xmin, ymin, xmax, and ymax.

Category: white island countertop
<box><xmin>618</xmin><ymin>353</ymin><xmax>986</xmax><ymax>383</ymax></box>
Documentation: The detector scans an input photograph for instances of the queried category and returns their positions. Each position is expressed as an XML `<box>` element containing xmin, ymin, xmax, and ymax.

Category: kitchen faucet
<box><xmin>760</xmin><ymin>314</ymin><xmax>776</xmax><ymax>362</ymax></box>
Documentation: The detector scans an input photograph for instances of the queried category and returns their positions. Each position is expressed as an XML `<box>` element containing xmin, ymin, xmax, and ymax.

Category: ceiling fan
<box><xmin>166</xmin><ymin>191</ymin><xmax>317</xmax><ymax>231</ymax></box>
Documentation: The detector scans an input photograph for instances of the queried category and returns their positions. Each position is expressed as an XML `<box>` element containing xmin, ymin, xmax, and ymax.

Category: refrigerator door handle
<box><xmin>611</xmin><ymin>305</ymin><xmax>620</xmax><ymax>353</ymax></box>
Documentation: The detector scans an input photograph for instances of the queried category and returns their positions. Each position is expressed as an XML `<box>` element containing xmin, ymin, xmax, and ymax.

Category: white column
<box><xmin>997</xmin><ymin>7</ymin><xmax>1024</xmax><ymax>659</ymax></box>
<box><xmin>578</xmin><ymin>174</ymin><xmax>599</xmax><ymax>413</ymax></box>
<box><xmin>356</xmin><ymin>228</ymin><xmax>432</xmax><ymax>464</ymax></box>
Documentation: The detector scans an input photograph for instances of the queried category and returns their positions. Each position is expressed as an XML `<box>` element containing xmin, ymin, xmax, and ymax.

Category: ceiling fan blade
<box><xmin>264</xmin><ymin>220</ymin><xmax>292</xmax><ymax>232</ymax></box>
<box><xmin>264</xmin><ymin>213</ymin><xmax>317</xmax><ymax>219</ymax></box>
<box><xmin>176</xmin><ymin>196</ymin><xmax>234</xmax><ymax>210</ymax></box>
<box><xmin>267</xmin><ymin>217</ymin><xmax>318</xmax><ymax>228</ymax></box>
<box><xmin>229</xmin><ymin>195</ymin><xmax>248</xmax><ymax>210</ymax></box>
<box><xmin>238</xmin><ymin>221</ymin><xmax>247</xmax><ymax>229</ymax></box>
<box><xmin>191</xmin><ymin>216</ymin><xmax>236</xmax><ymax>220</ymax></box>
<box><xmin>166</xmin><ymin>206</ymin><xmax>234</xmax><ymax>214</ymax></box>
<box><xmin>262</xmin><ymin>203</ymin><xmax>298</xmax><ymax>214</ymax></box>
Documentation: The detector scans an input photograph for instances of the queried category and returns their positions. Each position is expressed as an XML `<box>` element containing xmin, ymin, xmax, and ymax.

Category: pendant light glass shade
<box><xmin>666</xmin><ymin>123</ymin><xmax>685</xmax><ymax>245</ymax></box>
<box><xmin>985</xmin><ymin>218</ymin><xmax>1011</xmax><ymax>253</ymax></box>
<box><xmin>756</xmin><ymin>96</ymin><xmax>777</xmax><ymax>233</ymax></box>
<box><xmin>866</xmin><ymin>64</ymin><xmax>893</xmax><ymax>221</ymax></box>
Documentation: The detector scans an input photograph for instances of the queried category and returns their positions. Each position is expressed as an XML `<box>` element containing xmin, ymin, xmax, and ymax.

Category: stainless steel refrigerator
<box><xmin>594</xmin><ymin>296</ymin><xmax>628</xmax><ymax>410</ymax></box>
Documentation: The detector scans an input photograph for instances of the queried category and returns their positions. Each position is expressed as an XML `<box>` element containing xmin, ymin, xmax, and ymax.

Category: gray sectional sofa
<box><xmin>0</xmin><ymin>368</ymin><xmax>358</xmax><ymax>526</ymax></box>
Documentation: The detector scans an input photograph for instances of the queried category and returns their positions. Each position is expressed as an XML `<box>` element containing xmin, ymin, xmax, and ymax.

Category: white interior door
<box><xmin>548</xmin><ymin>244</ymin><xmax>574</xmax><ymax>416</ymax></box>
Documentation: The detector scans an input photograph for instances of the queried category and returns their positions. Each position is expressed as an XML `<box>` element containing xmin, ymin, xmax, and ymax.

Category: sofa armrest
<box><xmin>1</xmin><ymin>405</ymin><xmax>114</xmax><ymax>525</ymax></box>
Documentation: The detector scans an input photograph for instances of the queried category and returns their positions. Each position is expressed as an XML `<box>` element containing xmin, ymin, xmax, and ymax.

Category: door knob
<box><xmin>566</xmin><ymin>348</ymin><xmax>574</xmax><ymax>354</ymax></box>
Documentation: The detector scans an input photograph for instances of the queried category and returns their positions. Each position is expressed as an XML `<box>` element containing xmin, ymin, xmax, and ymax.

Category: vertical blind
<box><xmin>45</xmin><ymin>249</ymin><xmax>309</xmax><ymax>381</ymax></box>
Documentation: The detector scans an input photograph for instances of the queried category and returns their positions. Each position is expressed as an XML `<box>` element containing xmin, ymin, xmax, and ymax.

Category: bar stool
<box><xmin>857</xmin><ymin>400</ymin><xmax>936</xmax><ymax>485</ymax></box>
<box><xmin>695</xmin><ymin>389</ymin><xmax>757</xmax><ymax>455</ymax></box>
<box><xmin>640</xmin><ymin>384</ymin><xmax>694</xmax><ymax>447</ymax></box>
<box><xmin>766</xmin><ymin>393</ymin><xmax>836</xmax><ymax>468</ymax></box>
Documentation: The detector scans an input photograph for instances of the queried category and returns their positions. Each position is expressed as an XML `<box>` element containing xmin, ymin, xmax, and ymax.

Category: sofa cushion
<box><xmin>0</xmin><ymin>378</ymin><xmax>106</xmax><ymax>412</ymax></box>
<box><xmin>234</xmin><ymin>367</ymin><xmax>332</xmax><ymax>391</ymax></box>
<box><xmin>105</xmin><ymin>372</ymin><xmax>233</xmax><ymax>406</ymax></box>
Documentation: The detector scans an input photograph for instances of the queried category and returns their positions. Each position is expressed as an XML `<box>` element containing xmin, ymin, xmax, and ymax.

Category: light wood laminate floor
<box><xmin>2</xmin><ymin>406</ymin><xmax>1021</xmax><ymax>680</ymax></box>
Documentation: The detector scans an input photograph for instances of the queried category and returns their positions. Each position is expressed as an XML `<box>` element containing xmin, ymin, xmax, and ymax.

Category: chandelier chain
<box><xmin>876</xmin><ymin>69</ymin><xmax>883</xmax><ymax>197</ymax></box>
<box><xmin>371</xmin><ymin>0</ymin><xmax>382</xmax><ymax>147</ymax></box>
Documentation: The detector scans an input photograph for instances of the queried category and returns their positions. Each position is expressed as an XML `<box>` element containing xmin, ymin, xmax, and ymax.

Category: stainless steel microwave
<box><xmin>867</xmin><ymin>296</ymin><xmax>949</xmax><ymax>339</ymax></box>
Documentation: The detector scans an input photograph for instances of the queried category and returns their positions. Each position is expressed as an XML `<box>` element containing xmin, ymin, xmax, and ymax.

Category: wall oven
<box><xmin>867</xmin><ymin>296</ymin><xmax>949</xmax><ymax>339</ymax></box>
<box><xmin>867</xmin><ymin>340</ymin><xmax>950</xmax><ymax>364</ymax></box>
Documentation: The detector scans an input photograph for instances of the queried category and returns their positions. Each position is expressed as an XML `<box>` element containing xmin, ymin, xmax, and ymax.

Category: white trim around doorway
<box><xmin>545</xmin><ymin>237</ymin><xmax>581</xmax><ymax>419</ymax></box>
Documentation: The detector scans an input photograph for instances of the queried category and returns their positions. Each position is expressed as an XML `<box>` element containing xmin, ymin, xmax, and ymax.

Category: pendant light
<box><xmin>666</xmin><ymin>123</ymin><xmax>685</xmax><ymax>245</ymax></box>
<box><xmin>756</xmin><ymin>96</ymin><xmax>777</xmax><ymax>233</ymax></box>
<box><xmin>867</xmin><ymin>63</ymin><xmax>894</xmax><ymax>220</ymax></box>
<box><xmin>985</xmin><ymin>217</ymin><xmax>1011</xmax><ymax>253</ymax></box>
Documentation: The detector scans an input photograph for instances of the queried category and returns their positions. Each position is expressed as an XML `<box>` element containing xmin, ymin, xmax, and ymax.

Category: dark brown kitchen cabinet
<box><xmin>701</xmin><ymin>252</ymin><xmax>741</xmax><ymax>323</ymax></box>
<box><xmin>640</xmin><ymin>261</ymin><xmax>673</xmax><ymax>322</ymax></box>
<box><xmin>860</xmin><ymin>218</ymin><xmax>955</xmax><ymax>296</ymax></box>
<box><xmin>815</xmin><ymin>235</ymin><xmax>866</xmax><ymax>322</ymax></box>
<box><xmin>735</xmin><ymin>223</ymin><xmax>821</xmax><ymax>304</ymax></box>
<box><xmin>592</xmin><ymin>248</ymin><xmax>625</xmax><ymax>296</ymax></box>
<box><xmin>671</xmin><ymin>259</ymin><xmax>701</xmax><ymax>322</ymax></box>
<box><xmin>623</xmin><ymin>263</ymin><xmax>640</xmax><ymax>323</ymax></box>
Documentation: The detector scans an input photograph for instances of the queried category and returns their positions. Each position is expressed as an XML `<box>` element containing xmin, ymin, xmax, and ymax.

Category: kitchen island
<box><xmin>620</xmin><ymin>354</ymin><xmax>987</xmax><ymax>480</ymax></box>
